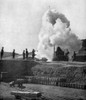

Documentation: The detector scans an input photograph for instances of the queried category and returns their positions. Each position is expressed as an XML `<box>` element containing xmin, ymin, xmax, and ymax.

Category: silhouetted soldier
<box><xmin>32</xmin><ymin>49</ymin><xmax>35</xmax><ymax>59</ymax></box>
<box><xmin>72</xmin><ymin>51</ymin><xmax>76</xmax><ymax>61</ymax></box>
<box><xmin>23</xmin><ymin>50</ymin><xmax>25</xmax><ymax>59</ymax></box>
<box><xmin>12</xmin><ymin>49</ymin><xmax>15</xmax><ymax>59</ymax></box>
<box><xmin>65</xmin><ymin>49</ymin><xmax>69</xmax><ymax>61</ymax></box>
<box><xmin>1</xmin><ymin>47</ymin><xmax>4</xmax><ymax>60</ymax></box>
<box><xmin>26</xmin><ymin>48</ymin><xmax>28</xmax><ymax>59</ymax></box>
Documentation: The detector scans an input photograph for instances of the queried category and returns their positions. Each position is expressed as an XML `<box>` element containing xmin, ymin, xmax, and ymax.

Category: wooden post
<box><xmin>0</xmin><ymin>72</ymin><xmax>8</xmax><ymax>82</ymax></box>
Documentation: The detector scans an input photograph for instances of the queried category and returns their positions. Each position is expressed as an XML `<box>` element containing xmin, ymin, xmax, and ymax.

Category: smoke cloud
<box><xmin>37</xmin><ymin>9</ymin><xmax>82</xmax><ymax>60</ymax></box>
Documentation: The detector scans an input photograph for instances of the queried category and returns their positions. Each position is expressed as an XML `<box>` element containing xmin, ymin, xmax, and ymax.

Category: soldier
<box><xmin>65</xmin><ymin>49</ymin><xmax>69</xmax><ymax>61</ymax></box>
<box><xmin>32</xmin><ymin>49</ymin><xmax>35</xmax><ymax>59</ymax></box>
<box><xmin>26</xmin><ymin>48</ymin><xmax>28</xmax><ymax>59</ymax></box>
<box><xmin>23</xmin><ymin>50</ymin><xmax>25</xmax><ymax>59</ymax></box>
<box><xmin>12</xmin><ymin>49</ymin><xmax>15</xmax><ymax>59</ymax></box>
<box><xmin>1</xmin><ymin>47</ymin><xmax>4</xmax><ymax>60</ymax></box>
<box><xmin>72</xmin><ymin>51</ymin><xmax>76</xmax><ymax>61</ymax></box>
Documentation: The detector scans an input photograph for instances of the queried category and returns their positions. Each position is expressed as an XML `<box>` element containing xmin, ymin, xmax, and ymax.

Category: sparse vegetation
<box><xmin>31</xmin><ymin>63</ymin><xmax>86</xmax><ymax>84</ymax></box>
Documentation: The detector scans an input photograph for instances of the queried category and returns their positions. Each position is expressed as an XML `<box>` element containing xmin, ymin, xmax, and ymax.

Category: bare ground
<box><xmin>0</xmin><ymin>82</ymin><xmax>86</xmax><ymax>100</ymax></box>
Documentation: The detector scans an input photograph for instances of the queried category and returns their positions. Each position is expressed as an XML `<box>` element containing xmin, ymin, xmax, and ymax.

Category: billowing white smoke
<box><xmin>37</xmin><ymin>9</ymin><xmax>82</xmax><ymax>60</ymax></box>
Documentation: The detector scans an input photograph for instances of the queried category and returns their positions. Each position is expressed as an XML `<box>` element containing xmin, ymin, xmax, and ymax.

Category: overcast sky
<box><xmin>0</xmin><ymin>0</ymin><xmax>86</xmax><ymax>53</ymax></box>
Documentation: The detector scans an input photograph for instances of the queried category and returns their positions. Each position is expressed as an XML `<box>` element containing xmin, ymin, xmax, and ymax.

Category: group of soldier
<box><xmin>0</xmin><ymin>46</ymin><xmax>76</xmax><ymax>61</ymax></box>
<box><xmin>0</xmin><ymin>47</ymin><xmax>36</xmax><ymax>60</ymax></box>
<box><xmin>53</xmin><ymin>46</ymin><xmax>77</xmax><ymax>61</ymax></box>
<box><xmin>0</xmin><ymin>47</ymin><xmax>16</xmax><ymax>60</ymax></box>
<box><xmin>22</xmin><ymin>48</ymin><xmax>35</xmax><ymax>60</ymax></box>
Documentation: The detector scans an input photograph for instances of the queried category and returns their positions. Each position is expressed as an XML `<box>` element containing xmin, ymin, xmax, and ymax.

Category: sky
<box><xmin>0</xmin><ymin>0</ymin><xmax>86</xmax><ymax>53</ymax></box>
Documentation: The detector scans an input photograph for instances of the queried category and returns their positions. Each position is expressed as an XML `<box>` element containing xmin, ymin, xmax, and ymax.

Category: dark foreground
<box><xmin>0</xmin><ymin>82</ymin><xmax>86</xmax><ymax>100</ymax></box>
<box><xmin>0</xmin><ymin>60</ymin><xmax>86</xmax><ymax>100</ymax></box>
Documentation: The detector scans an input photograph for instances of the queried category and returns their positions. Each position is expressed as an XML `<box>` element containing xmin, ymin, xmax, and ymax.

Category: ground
<box><xmin>0</xmin><ymin>82</ymin><xmax>86</xmax><ymax>100</ymax></box>
<box><xmin>0</xmin><ymin>58</ymin><xmax>86</xmax><ymax>100</ymax></box>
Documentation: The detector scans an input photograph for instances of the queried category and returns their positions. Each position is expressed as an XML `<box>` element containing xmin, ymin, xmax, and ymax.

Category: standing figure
<box><xmin>72</xmin><ymin>51</ymin><xmax>76</xmax><ymax>61</ymax></box>
<box><xmin>32</xmin><ymin>49</ymin><xmax>35</xmax><ymax>59</ymax></box>
<box><xmin>12</xmin><ymin>49</ymin><xmax>15</xmax><ymax>59</ymax></box>
<box><xmin>65</xmin><ymin>49</ymin><xmax>69</xmax><ymax>61</ymax></box>
<box><xmin>1</xmin><ymin>47</ymin><xmax>4</xmax><ymax>60</ymax></box>
<box><xmin>23</xmin><ymin>50</ymin><xmax>25</xmax><ymax>59</ymax></box>
<box><xmin>26</xmin><ymin>48</ymin><xmax>28</xmax><ymax>59</ymax></box>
